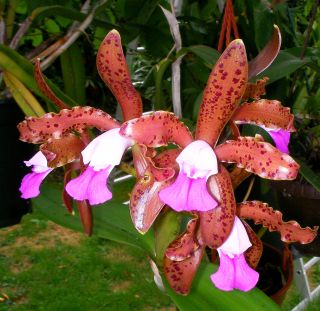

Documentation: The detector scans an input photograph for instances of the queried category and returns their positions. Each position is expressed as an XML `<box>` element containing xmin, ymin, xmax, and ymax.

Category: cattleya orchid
<box><xmin>17</xmin><ymin>28</ymin><xmax>318</xmax><ymax>297</ymax></box>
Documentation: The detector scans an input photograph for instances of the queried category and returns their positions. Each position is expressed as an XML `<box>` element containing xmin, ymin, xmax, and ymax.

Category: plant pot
<box><xmin>256</xmin><ymin>243</ymin><xmax>293</xmax><ymax>305</ymax></box>
<box><xmin>270</xmin><ymin>180</ymin><xmax>320</xmax><ymax>256</ymax></box>
<box><xmin>0</xmin><ymin>99</ymin><xmax>33</xmax><ymax>228</ymax></box>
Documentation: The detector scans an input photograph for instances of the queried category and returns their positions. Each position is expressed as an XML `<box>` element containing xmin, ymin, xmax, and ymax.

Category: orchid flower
<box><xmin>210</xmin><ymin>217</ymin><xmax>259</xmax><ymax>291</ymax></box>
<box><xmin>118</xmin><ymin>34</ymin><xmax>317</xmax><ymax>295</ymax></box>
<box><xmin>19</xmin><ymin>151</ymin><xmax>53</xmax><ymax>199</ymax></box>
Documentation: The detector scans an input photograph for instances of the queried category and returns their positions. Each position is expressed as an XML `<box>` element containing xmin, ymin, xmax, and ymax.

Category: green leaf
<box><xmin>164</xmin><ymin>263</ymin><xmax>281</xmax><ymax>311</ymax></box>
<box><xmin>256</xmin><ymin>50</ymin><xmax>310</xmax><ymax>84</ymax></box>
<box><xmin>296</xmin><ymin>159</ymin><xmax>320</xmax><ymax>193</ymax></box>
<box><xmin>32</xmin><ymin>182</ymin><xmax>155</xmax><ymax>254</ymax></box>
<box><xmin>184</xmin><ymin>45</ymin><xmax>220</xmax><ymax>68</ymax></box>
<box><xmin>60</xmin><ymin>42</ymin><xmax>86</xmax><ymax>105</ymax></box>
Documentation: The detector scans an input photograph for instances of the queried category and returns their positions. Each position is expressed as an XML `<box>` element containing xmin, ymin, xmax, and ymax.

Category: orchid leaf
<box><xmin>40</xmin><ymin>134</ymin><xmax>85</xmax><ymax>168</ymax></box>
<box><xmin>184</xmin><ymin>45</ymin><xmax>220</xmax><ymax>68</ymax></box>
<box><xmin>237</xmin><ymin>201</ymin><xmax>318</xmax><ymax>244</ymax></box>
<box><xmin>215</xmin><ymin>136</ymin><xmax>299</xmax><ymax>180</ymax></box>
<box><xmin>120</xmin><ymin>111</ymin><xmax>193</xmax><ymax>148</ymax></box>
<box><xmin>242</xmin><ymin>77</ymin><xmax>268</xmax><ymax>101</ymax></box>
<box><xmin>195</xmin><ymin>39</ymin><xmax>248</xmax><ymax>146</ymax></box>
<box><xmin>32</xmin><ymin>182</ymin><xmax>154</xmax><ymax>253</ymax></box>
<box><xmin>295</xmin><ymin>159</ymin><xmax>320</xmax><ymax>193</ymax></box>
<box><xmin>166</xmin><ymin>217</ymin><xmax>200</xmax><ymax>261</ymax></box>
<box><xmin>248</xmin><ymin>25</ymin><xmax>281</xmax><ymax>79</ymax></box>
<box><xmin>243</xmin><ymin>221</ymin><xmax>263</xmax><ymax>269</ymax></box>
<box><xmin>164</xmin><ymin>246</ymin><xmax>204</xmax><ymax>295</ymax></box>
<box><xmin>18</xmin><ymin>106</ymin><xmax>120</xmax><ymax>144</ymax></box>
<box><xmin>130</xmin><ymin>144</ymin><xmax>175</xmax><ymax>233</ymax></box>
<box><xmin>200</xmin><ymin>165</ymin><xmax>236</xmax><ymax>249</ymax></box>
<box><xmin>96</xmin><ymin>29</ymin><xmax>143</xmax><ymax>121</ymax></box>
<box><xmin>232</xmin><ymin>99</ymin><xmax>295</xmax><ymax>132</ymax></box>
<box><xmin>164</xmin><ymin>262</ymin><xmax>281</xmax><ymax>311</ymax></box>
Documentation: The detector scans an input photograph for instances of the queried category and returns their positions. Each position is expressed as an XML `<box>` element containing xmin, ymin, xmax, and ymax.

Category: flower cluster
<box><xmin>17</xmin><ymin>29</ymin><xmax>317</xmax><ymax>295</ymax></box>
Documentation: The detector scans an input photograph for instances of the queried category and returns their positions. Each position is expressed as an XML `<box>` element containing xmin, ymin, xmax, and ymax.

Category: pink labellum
<box><xmin>96</xmin><ymin>29</ymin><xmax>143</xmax><ymax>121</ymax></box>
<box><xmin>248</xmin><ymin>25</ymin><xmax>281</xmax><ymax>79</ymax></box>
<box><xmin>267</xmin><ymin>129</ymin><xmax>290</xmax><ymax>154</ymax></box>
<box><xmin>242</xmin><ymin>77</ymin><xmax>269</xmax><ymax>101</ymax></box>
<box><xmin>66</xmin><ymin>166</ymin><xmax>113</xmax><ymax>205</ymax></box>
<box><xmin>237</xmin><ymin>201</ymin><xmax>318</xmax><ymax>244</ymax></box>
<box><xmin>159</xmin><ymin>172</ymin><xmax>218</xmax><ymax>212</ymax></box>
<box><xmin>18</xmin><ymin>106</ymin><xmax>120</xmax><ymax>144</ymax></box>
<box><xmin>164</xmin><ymin>246</ymin><xmax>204</xmax><ymax>295</ymax></box>
<box><xmin>40</xmin><ymin>134</ymin><xmax>85</xmax><ymax>168</ymax></box>
<box><xmin>120</xmin><ymin>111</ymin><xmax>193</xmax><ymax>148</ymax></box>
<box><xmin>166</xmin><ymin>217</ymin><xmax>200</xmax><ymax>261</ymax></box>
<box><xmin>200</xmin><ymin>165</ymin><xmax>236</xmax><ymax>249</ymax></box>
<box><xmin>130</xmin><ymin>144</ymin><xmax>175</xmax><ymax>233</ymax></box>
<box><xmin>215</xmin><ymin>136</ymin><xmax>299</xmax><ymax>180</ymax></box>
<box><xmin>232</xmin><ymin>99</ymin><xmax>295</xmax><ymax>132</ymax></box>
<box><xmin>195</xmin><ymin>39</ymin><xmax>248</xmax><ymax>146</ymax></box>
<box><xmin>242</xmin><ymin>221</ymin><xmax>263</xmax><ymax>269</ymax></box>
<box><xmin>34</xmin><ymin>58</ymin><xmax>70</xmax><ymax>110</ymax></box>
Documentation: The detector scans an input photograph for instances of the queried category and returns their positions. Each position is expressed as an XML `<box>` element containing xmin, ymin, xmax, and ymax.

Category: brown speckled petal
<box><xmin>164</xmin><ymin>246</ymin><xmax>204</xmax><ymax>295</ymax></box>
<box><xmin>215</xmin><ymin>136</ymin><xmax>300</xmax><ymax>180</ymax></box>
<box><xmin>195</xmin><ymin>39</ymin><xmax>248</xmax><ymax>146</ymax></box>
<box><xmin>34</xmin><ymin>58</ymin><xmax>70</xmax><ymax>110</ymax></box>
<box><xmin>96</xmin><ymin>30</ymin><xmax>142</xmax><ymax>121</ymax></box>
<box><xmin>232</xmin><ymin>99</ymin><xmax>295</xmax><ymax>132</ymax></box>
<box><xmin>120</xmin><ymin>111</ymin><xmax>193</xmax><ymax>148</ymax></box>
<box><xmin>18</xmin><ymin>106</ymin><xmax>120</xmax><ymax>144</ymax></box>
<box><xmin>237</xmin><ymin>201</ymin><xmax>318</xmax><ymax>244</ymax></box>
<box><xmin>242</xmin><ymin>77</ymin><xmax>268</xmax><ymax>101</ymax></box>
<box><xmin>200</xmin><ymin>165</ymin><xmax>236</xmax><ymax>249</ymax></box>
<box><xmin>166</xmin><ymin>217</ymin><xmax>200</xmax><ymax>261</ymax></box>
<box><xmin>77</xmin><ymin>200</ymin><xmax>92</xmax><ymax>236</ymax></box>
<box><xmin>242</xmin><ymin>221</ymin><xmax>263</xmax><ymax>269</ymax></box>
<box><xmin>130</xmin><ymin>144</ymin><xmax>176</xmax><ymax>234</ymax></box>
<box><xmin>40</xmin><ymin>134</ymin><xmax>84</xmax><ymax>168</ymax></box>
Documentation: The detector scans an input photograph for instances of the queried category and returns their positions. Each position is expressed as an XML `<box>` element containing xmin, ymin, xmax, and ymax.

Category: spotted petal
<box><xmin>200</xmin><ymin>165</ymin><xmax>236</xmax><ymax>249</ymax></box>
<box><xmin>215</xmin><ymin>136</ymin><xmax>299</xmax><ymax>180</ymax></box>
<box><xmin>195</xmin><ymin>39</ymin><xmax>248</xmax><ymax>146</ymax></box>
<box><xmin>232</xmin><ymin>99</ymin><xmax>295</xmax><ymax>132</ymax></box>
<box><xmin>18</xmin><ymin>106</ymin><xmax>120</xmax><ymax>144</ymax></box>
<box><xmin>237</xmin><ymin>201</ymin><xmax>318</xmax><ymax>244</ymax></box>
<box><xmin>40</xmin><ymin>134</ymin><xmax>85</xmax><ymax>168</ymax></box>
<box><xmin>242</xmin><ymin>77</ymin><xmax>268</xmax><ymax>101</ymax></box>
<box><xmin>96</xmin><ymin>30</ymin><xmax>142</xmax><ymax>121</ymax></box>
<box><xmin>130</xmin><ymin>144</ymin><xmax>176</xmax><ymax>233</ymax></box>
<box><xmin>165</xmin><ymin>217</ymin><xmax>200</xmax><ymax>261</ymax></box>
<box><xmin>164</xmin><ymin>246</ymin><xmax>204</xmax><ymax>295</ymax></box>
<box><xmin>120</xmin><ymin>111</ymin><xmax>193</xmax><ymax>148</ymax></box>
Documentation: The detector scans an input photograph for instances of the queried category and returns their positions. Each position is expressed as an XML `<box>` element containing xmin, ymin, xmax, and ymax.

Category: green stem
<box><xmin>5</xmin><ymin>0</ymin><xmax>16</xmax><ymax>40</ymax></box>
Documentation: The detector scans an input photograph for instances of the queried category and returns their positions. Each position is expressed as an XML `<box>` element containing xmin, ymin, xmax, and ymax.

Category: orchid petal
<box><xmin>267</xmin><ymin>129</ymin><xmax>290</xmax><ymax>154</ymax></box>
<box><xmin>66</xmin><ymin>166</ymin><xmax>113</xmax><ymax>205</ymax></box>
<box><xmin>159</xmin><ymin>172</ymin><xmax>218</xmax><ymax>212</ymax></box>
<box><xmin>210</xmin><ymin>251</ymin><xmax>234</xmax><ymax>291</ymax></box>
<box><xmin>200</xmin><ymin>165</ymin><xmax>236</xmax><ymax>249</ymax></box>
<box><xmin>242</xmin><ymin>77</ymin><xmax>268</xmax><ymax>101</ymax></box>
<box><xmin>40</xmin><ymin>134</ymin><xmax>85</xmax><ymax>168</ymax></box>
<box><xmin>34</xmin><ymin>58</ymin><xmax>70</xmax><ymax>110</ymax></box>
<box><xmin>248</xmin><ymin>25</ymin><xmax>281</xmax><ymax>79</ymax></box>
<box><xmin>96</xmin><ymin>30</ymin><xmax>142</xmax><ymax>121</ymax></box>
<box><xmin>18</xmin><ymin>106</ymin><xmax>120</xmax><ymax>144</ymax></box>
<box><xmin>24</xmin><ymin>151</ymin><xmax>48</xmax><ymax>172</ymax></box>
<box><xmin>82</xmin><ymin>128</ymin><xmax>132</xmax><ymax>170</ymax></box>
<box><xmin>232</xmin><ymin>99</ymin><xmax>295</xmax><ymax>132</ymax></box>
<box><xmin>195</xmin><ymin>39</ymin><xmax>248</xmax><ymax>146</ymax></box>
<box><xmin>237</xmin><ymin>201</ymin><xmax>318</xmax><ymax>244</ymax></box>
<box><xmin>120</xmin><ymin>111</ymin><xmax>193</xmax><ymax>148</ymax></box>
<box><xmin>19</xmin><ymin>169</ymin><xmax>52</xmax><ymax>199</ymax></box>
<box><xmin>233</xmin><ymin>254</ymin><xmax>259</xmax><ymax>291</ymax></box>
<box><xmin>164</xmin><ymin>246</ymin><xmax>204</xmax><ymax>295</ymax></box>
<box><xmin>215</xmin><ymin>136</ymin><xmax>299</xmax><ymax>180</ymax></box>
<box><xmin>77</xmin><ymin>200</ymin><xmax>93</xmax><ymax>236</ymax></box>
